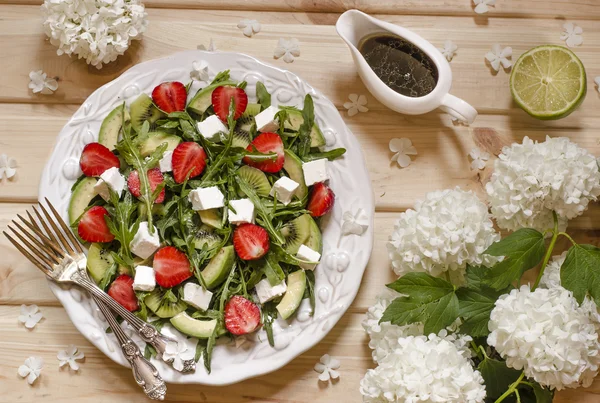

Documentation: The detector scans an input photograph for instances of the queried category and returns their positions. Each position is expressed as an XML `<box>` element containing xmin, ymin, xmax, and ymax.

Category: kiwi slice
<box><xmin>283</xmin><ymin>150</ymin><xmax>308</xmax><ymax>201</ymax></box>
<box><xmin>238</xmin><ymin>165</ymin><xmax>271</xmax><ymax>197</ymax></box>
<box><xmin>305</xmin><ymin>216</ymin><xmax>323</xmax><ymax>254</ymax></box>
<box><xmin>129</xmin><ymin>93</ymin><xmax>164</xmax><ymax>132</ymax></box>
<box><xmin>87</xmin><ymin>243</ymin><xmax>115</xmax><ymax>284</ymax></box>
<box><xmin>233</xmin><ymin>103</ymin><xmax>261</xmax><ymax>148</ymax></box>
<box><xmin>193</xmin><ymin>229</ymin><xmax>222</xmax><ymax>251</ymax></box>
<box><xmin>144</xmin><ymin>289</ymin><xmax>187</xmax><ymax>318</ymax></box>
<box><xmin>281</xmin><ymin>214</ymin><xmax>312</xmax><ymax>254</ymax></box>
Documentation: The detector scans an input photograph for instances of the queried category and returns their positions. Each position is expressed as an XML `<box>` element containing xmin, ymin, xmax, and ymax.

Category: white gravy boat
<box><xmin>336</xmin><ymin>10</ymin><xmax>477</xmax><ymax>124</ymax></box>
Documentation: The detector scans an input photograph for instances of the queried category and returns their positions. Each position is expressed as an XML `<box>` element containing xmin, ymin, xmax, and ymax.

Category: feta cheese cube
<box><xmin>159</xmin><ymin>150</ymin><xmax>173</xmax><ymax>173</ymax></box>
<box><xmin>130</xmin><ymin>222</ymin><xmax>161</xmax><ymax>259</ymax></box>
<box><xmin>197</xmin><ymin>115</ymin><xmax>228</xmax><ymax>142</ymax></box>
<box><xmin>189</xmin><ymin>186</ymin><xmax>225</xmax><ymax>211</ymax></box>
<box><xmin>254</xmin><ymin>105</ymin><xmax>280</xmax><ymax>133</ymax></box>
<box><xmin>182</xmin><ymin>282</ymin><xmax>213</xmax><ymax>311</ymax></box>
<box><xmin>133</xmin><ymin>265</ymin><xmax>156</xmax><ymax>292</ymax></box>
<box><xmin>269</xmin><ymin>177</ymin><xmax>299</xmax><ymax>205</ymax></box>
<box><xmin>93</xmin><ymin>167</ymin><xmax>125</xmax><ymax>201</ymax></box>
<box><xmin>227</xmin><ymin>199</ymin><xmax>255</xmax><ymax>225</ymax></box>
<box><xmin>302</xmin><ymin>158</ymin><xmax>329</xmax><ymax>186</ymax></box>
<box><xmin>255</xmin><ymin>278</ymin><xmax>287</xmax><ymax>303</ymax></box>
<box><xmin>296</xmin><ymin>244</ymin><xmax>321</xmax><ymax>270</ymax></box>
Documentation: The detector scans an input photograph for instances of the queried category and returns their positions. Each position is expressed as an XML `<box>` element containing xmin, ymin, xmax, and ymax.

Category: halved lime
<box><xmin>510</xmin><ymin>45</ymin><xmax>586</xmax><ymax>120</ymax></box>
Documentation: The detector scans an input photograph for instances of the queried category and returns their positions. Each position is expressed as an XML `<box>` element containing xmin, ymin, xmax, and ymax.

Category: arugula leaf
<box><xmin>261</xmin><ymin>302</ymin><xmax>278</xmax><ymax>347</ymax></box>
<box><xmin>297</xmin><ymin>94</ymin><xmax>314</xmax><ymax>158</ymax></box>
<box><xmin>144</xmin><ymin>344</ymin><xmax>158</xmax><ymax>360</ymax></box>
<box><xmin>263</xmin><ymin>252</ymin><xmax>285</xmax><ymax>286</ymax></box>
<box><xmin>303</xmin><ymin>148</ymin><xmax>346</xmax><ymax>162</ymax></box>
<box><xmin>478</xmin><ymin>357</ymin><xmax>522</xmax><ymax>400</ymax></box>
<box><xmin>305</xmin><ymin>270</ymin><xmax>316</xmax><ymax>315</ymax></box>
<box><xmin>104</xmin><ymin>191</ymin><xmax>137</xmax><ymax>270</ymax></box>
<box><xmin>457</xmin><ymin>286</ymin><xmax>508</xmax><ymax>337</ymax></box>
<box><xmin>256</xmin><ymin>81</ymin><xmax>271</xmax><ymax>110</ymax></box>
<box><xmin>210</xmin><ymin>70</ymin><xmax>230</xmax><ymax>85</ymax></box>
<box><xmin>98</xmin><ymin>262</ymin><xmax>117</xmax><ymax>290</ymax></box>
<box><xmin>195</xmin><ymin>340</ymin><xmax>206</xmax><ymax>363</ymax></box>
<box><xmin>560</xmin><ymin>244</ymin><xmax>600</xmax><ymax>306</ymax></box>
<box><xmin>483</xmin><ymin>228</ymin><xmax>545</xmax><ymax>290</ymax></box>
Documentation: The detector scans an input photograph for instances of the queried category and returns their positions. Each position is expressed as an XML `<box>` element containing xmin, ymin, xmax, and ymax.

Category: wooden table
<box><xmin>1</xmin><ymin>1</ymin><xmax>600</xmax><ymax>402</ymax></box>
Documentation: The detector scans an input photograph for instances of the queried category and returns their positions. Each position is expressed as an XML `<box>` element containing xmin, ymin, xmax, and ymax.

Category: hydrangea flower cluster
<box><xmin>41</xmin><ymin>0</ymin><xmax>148</xmax><ymax>69</ymax></box>
<box><xmin>486</xmin><ymin>136</ymin><xmax>600</xmax><ymax>233</ymax></box>
<box><xmin>488</xmin><ymin>285</ymin><xmax>600</xmax><ymax>390</ymax></box>
<box><xmin>387</xmin><ymin>187</ymin><xmax>500</xmax><ymax>285</ymax></box>
<box><xmin>360</xmin><ymin>334</ymin><xmax>487</xmax><ymax>403</ymax></box>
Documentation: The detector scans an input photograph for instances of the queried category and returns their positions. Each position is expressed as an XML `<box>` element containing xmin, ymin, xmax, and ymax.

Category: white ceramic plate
<box><xmin>38</xmin><ymin>50</ymin><xmax>374</xmax><ymax>385</ymax></box>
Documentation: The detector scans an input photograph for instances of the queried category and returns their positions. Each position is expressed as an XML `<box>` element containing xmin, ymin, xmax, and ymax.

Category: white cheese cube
<box><xmin>130</xmin><ymin>222</ymin><xmax>161</xmax><ymax>259</ymax></box>
<box><xmin>133</xmin><ymin>265</ymin><xmax>156</xmax><ymax>292</ymax></box>
<box><xmin>302</xmin><ymin>158</ymin><xmax>329</xmax><ymax>186</ymax></box>
<box><xmin>254</xmin><ymin>105</ymin><xmax>280</xmax><ymax>133</ymax></box>
<box><xmin>197</xmin><ymin>115</ymin><xmax>228</xmax><ymax>142</ymax></box>
<box><xmin>227</xmin><ymin>199</ymin><xmax>255</xmax><ymax>225</ymax></box>
<box><xmin>159</xmin><ymin>150</ymin><xmax>173</xmax><ymax>173</ymax></box>
<box><xmin>182</xmin><ymin>282</ymin><xmax>213</xmax><ymax>311</ymax></box>
<box><xmin>189</xmin><ymin>186</ymin><xmax>225</xmax><ymax>211</ymax></box>
<box><xmin>255</xmin><ymin>278</ymin><xmax>287</xmax><ymax>304</ymax></box>
<box><xmin>93</xmin><ymin>167</ymin><xmax>125</xmax><ymax>201</ymax></box>
<box><xmin>269</xmin><ymin>176</ymin><xmax>299</xmax><ymax>205</ymax></box>
<box><xmin>296</xmin><ymin>244</ymin><xmax>321</xmax><ymax>271</ymax></box>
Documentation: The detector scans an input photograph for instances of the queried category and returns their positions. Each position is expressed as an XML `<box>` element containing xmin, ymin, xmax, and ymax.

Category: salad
<box><xmin>68</xmin><ymin>70</ymin><xmax>345</xmax><ymax>371</ymax></box>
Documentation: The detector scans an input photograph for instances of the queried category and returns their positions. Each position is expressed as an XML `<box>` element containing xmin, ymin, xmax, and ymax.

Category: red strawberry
<box><xmin>224</xmin><ymin>295</ymin><xmax>261</xmax><ymax>335</ymax></box>
<box><xmin>77</xmin><ymin>206</ymin><xmax>115</xmax><ymax>243</ymax></box>
<box><xmin>153</xmin><ymin>246</ymin><xmax>192</xmax><ymax>288</ymax></box>
<box><xmin>108</xmin><ymin>275</ymin><xmax>139</xmax><ymax>312</ymax></box>
<box><xmin>211</xmin><ymin>86</ymin><xmax>248</xmax><ymax>121</ymax></box>
<box><xmin>152</xmin><ymin>81</ymin><xmax>187</xmax><ymax>113</ymax></box>
<box><xmin>233</xmin><ymin>223</ymin><xmax>270</xmax><ymax>260</ymax></box>
<box><xmin>307</xmin><ymin>183</ymin><xmax>335</xmax><ymax>217</ymax></box>
<box><xmin>243</xmin><ymin>133</ymin><xmax>285</xmax><ymax>173</ymax></box>
<box><xmin>172</xmin><ymin>142</ymin><xmax>207</xmax><ymax>184</ymax></box>
<box><xmin>79</xmin><ymin>143</ymin><xmax>120</xmax><ymax>177</ymax></box>
<box><xmin>127</xmin><ymin>168</ymin><xmax>166</xmax><ymax>204</ymax></box>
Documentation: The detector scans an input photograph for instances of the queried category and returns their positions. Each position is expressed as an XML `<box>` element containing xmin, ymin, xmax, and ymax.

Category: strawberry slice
<box><xmin>243</xmin><ymin>133</ymin><xmax>285</xmax><ymax>173</ymax></box>
<box><xmin>108</xmin><ymin>275</ymin><xmax>139</xmax><ymax>312</ymax></box>
<box><xmin>211</xmin><ymin>86</ymin><xmax>248</xmax><ymax>121</ymax></box>
<box><xmin>224</xmin><ymin>295</ymin><xmax>261</xmax><ymax>335</ymax></box>
<box><xmin>79</xmin><ymin>142</ymin><xmax>120</xmax><ymax>177</ymax></box>
<box><xmin>233</xmin><ymin>223</ymin><xmax>270</xmax><ymax>260</ymax></box>
<box><xmin>172</xmin><ymin>142</ymin><xmax>207</xmax><ymax>184</ymax></box>
<box><xmin>127</xmin><ymin>168</ymin><xmax>166</xmax><ymax>203</ymax></box>
<box><xmin>152</xmin><ymin>81</ymin><xmax>187</xmax><ymax>113</ymax></box>
<box><xmin>307</xmin><ymin>183</ymin><xmax>335</xmax><ymax>217</ymax></box>
<box><xmin>77</xmin><ymin>206</ymin><xmax>115</xmax><ymax>243</ymax></box>
<box><xmin>153</xmin><ymin>246</ymin><xmax>192</xmax><ymax>288</ymax></box>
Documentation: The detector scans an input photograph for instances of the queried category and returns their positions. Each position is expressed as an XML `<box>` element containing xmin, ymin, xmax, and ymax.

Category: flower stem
<box><xmin>494</xmin><ymin>372</ymin><xmax>525</xmax><ymax>403</ymax></box>
<box><xmin>532</xmin><ymin>211</ymin><xmax>559</xmax><ymax>290</ymax></box>
<box><xmin>559</xmin><ymin>232</ymin><xmax>577</xmax><ymax>246</ymax></box>
<box><xmin>471</xmin><ymin>341</ymin><xmax>484</xmax><ymax>360</ymax></box>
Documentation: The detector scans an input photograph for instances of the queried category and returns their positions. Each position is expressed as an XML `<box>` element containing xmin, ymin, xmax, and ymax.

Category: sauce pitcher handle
<box><xmin>440</xmin><ymin>93</ymin><xmax>478</xmax><ymax>124</ymax></box>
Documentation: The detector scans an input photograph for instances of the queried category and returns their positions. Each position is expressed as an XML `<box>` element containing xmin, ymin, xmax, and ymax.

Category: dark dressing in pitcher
<box><xmin>358</xmin><ymin>33</ymin><xmax>439</xmax><ymax>98</ymax></box>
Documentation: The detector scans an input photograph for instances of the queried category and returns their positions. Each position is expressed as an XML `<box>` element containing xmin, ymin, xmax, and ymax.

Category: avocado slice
<box><xmin>98</xmin><ymin>104</ymin><xmax>128</xmax><ymax>150</ymax></box>
<box><xmin>86</xmin><ymin>243</ymin><xmax>115</xmax><ymax>284</ymax></box>
<box><xmin>139</xmin><ymin>131</ymin><xmax>181</xmax><ymax>157</ymax></box>
<box><xmin>283</xmin><ymin>150</ymin><xmax>308</xmax><ymax>200</ymax></box>
<box><xmin>304</xmin><ymin>216</ymin><xmax>323</xmax><ymax>254</ymax></box>
<box><xmin>276</xmin><ymin>270</ymin><xmax>307</xmax><ymax>320</ymax></box>
<box><xmin>201</xmin><ymin>245</ymin><xmax>235</xmax><ymax>289</ymax></box>
<box><xmin>170</xmin><ymin>312</ymin><xmax>217</xmax><ymax>338</ymax></box>
<box><xmin>188</xmin><ymin>80</ymin><xmax>237</xmax><ymax>115</ymax></box>
<box><xmin>68</xmin><ymin>177</ymin><xmax>98</xmax><ymax>225</ymax></box>
<box><xmin>284</xmin><ymin>109</ymin><xmax>326</xmax><ymax>148</ymax></box>
<box><xmin>198</xmin><ymin>208</ymin><xmax>223</xmax><ymax>230</ymax></box>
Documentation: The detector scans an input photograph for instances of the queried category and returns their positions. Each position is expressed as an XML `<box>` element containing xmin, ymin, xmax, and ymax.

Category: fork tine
<box><xmin>37</xmin><ymin>202</ymin><xmax>76</xmax><ymax>255</ymax></box>
<box><xmin>4</xmin><ymin>232</ymin><xmax>51</xmax><ymax>275</ymax></box>
<box><xmin>44</xmin><ymin>198</ymin><xmax>84</xmax><ymax>254</ymax></box>
<box><xmin>5</xmin><ymin>227</ymin><xmax>56</xmax><ymax>271</ymax></box>
<box><xmin>31</xmin><ymin>206</ymin><xmax>68</xmax><ymax>256</ymax></box>
<box><xmin>11</xmin><ymin>220</ymin><xmax>62</xmax><ymax>265</ymax></box>
<box><xmin>20</xmin><ymin>212</ymin><xmax>66</xmax><ymax>259</ymax></box>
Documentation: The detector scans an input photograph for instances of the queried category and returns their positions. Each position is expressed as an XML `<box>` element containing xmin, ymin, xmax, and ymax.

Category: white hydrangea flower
<box><xmin>237</xmin><ymin>19</ymin><xmax>261</xmax><ymax>37</ymax></box>
<box><xmin>190</xmin><ymin>60</ymin><xmax>209</xmax><ymax>82</ymax></box>
<box><xmin>18</xmin><ymin>304</ymin><xmax>43</xmax><ymax>329</ymax></box>
<box><xmin>18</xmin><ymin>356</ymin><xmax>43</xmax><ymax>385</ymax></box>
<box><xmin>594</xmin><ymin>76</ymin><xmax>600</xmax><ymax>93</ymax></box>
<box><xmin>387</xmin><ymin>187</ymin><xmax>500</xmax><ymax>285</ymax></box>
<box><xmin>273</xmin><ymin>38</ymin><xmax>300</xmax><ymax>63</ymax></box>
<box><xmin>389</xmin><ymin>138</ymin><xmax>417</xmax><ymax>168</ymax></box>
<box><xmin>560</xmin><ymin>22</ymin><xmax>583</xmax><ymax>48</ymax></box>
<box><xmin>486</xmin><ymin>136</ymin><xmax>600</xmax><ymax>233</ymax></box>
<box><xmin>314</xmin><ymin>354</ymin><xmax>340</xmax><ymax>382</ymax></box>
<box><xmin>29</xmin><ymin>70</ymin><xmax>58</xmax><ymax>94</ymax></box>
<box><xmin>485</xmin><ymin>44</ymin><xmax>512</xmax><ymax>71</ymax></box>
<box><xmin>469</xmin><ymin>147</ymin><xmax>490</xmax><ymax>171</ymax></box>
<box><xmin>473</xmin><ymin>0</ymin><xmax>496</xmax><ymax>14</ymax></box>
<box><xmin>343</xmin><ymin>93</ymin><xmax>369</xmax><ymax>117</ymax></box>
<box><xmin>341</xmin><ymin>208</ymin><xmax>369</xmax><ymax>236</ymax></box>
<box><xmin>488</xmin><ymin>285</ymin><xmax>600</xmax><ymax>390</ymax></box>
<box><xmin>41</xmin><ymin>0</ymin><xmax>148</xmax><ymax>69</ymax></box>
<box><xmin>0</xmin><ymin>154</ymin><xmax>17</xmax><ymax>180</ymax></box>
<box><xmin>57</xmin><ymin>345</ymin><xmax>85</xmax><ymax>371</ymax></box>
<box><xmin>439</xmin><ymin>40</ymin><xmax>458</xmax><ymax>61</ymax></box>
<box><xmin>360</xmin><ymin>334</ymin><xmax>487</xmax><ymax>403</ymax></box>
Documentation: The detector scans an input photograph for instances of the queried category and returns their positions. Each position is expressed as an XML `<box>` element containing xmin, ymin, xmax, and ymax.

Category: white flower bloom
<box><xmin>163</xmin><ymin>340</ymin><xmax>195</xmax><ymax>372</ymax></box>
<box><xmin>486</xmin><ymin>136</ymin><xmax>600</xmax><ymax>233</ymax></box>
<box><xmin>28</xmin><ymin>70</ymin><xmax>58</xmax><ymax>95</ymax></box>
<box><xmin>190</xmin><ymin>60</ymin><xmax>209</xmax><ymax>82</ymax></box>
<box><xmin>341</xmin><ymin>208</ymin><xmax>369</xmax><ymax>236</ymax></box>
<box><xmin>387</xmin><ymin>187</ymin><xmax>500</xmax><ymax>285</ymax></box>
<box><xmin>18</xmin><ymin>304</ymin><xmax>43</xmax><ymax>329</ymax></box>
<box><xmin>343</xmin><ymin>93</ymin><xmax>369</xmax><ymax>117</ymax></box>
<box><xmin>57</xmin><ymin>345</ymin><xmax>85</xmax><ymax>371</ymax></box>
<box><xmin>41</xmin><ymin>0</ymin><xmax>148</xmax><ymax>69</ymax></box>
<box><xmin>473</xmin><ymin>0</ymin><xmax>496</xmax><ymax>14</ymax></box>
<box><xmin>439</xmin><ymin>40</ymin><xmax>458</xmax><ymax>61</ymax></box>
<box><xmin>560</xmin><ymin>22</ymin><xmax>583</xmax><ymax>48</ymax></box>
<box><xmin>594</xmin><ymin>76</ymin><xmax>600</xmax><ymax>93</ymax></box>
<box><xmin>273</xmin><ymin>38</ymin><xmax>300</xmax><ymax>63</ymax></box>
<box><xmin>485</xmin><ymin>44</ymin><xmax>512</xmax><ymax>71</ymax></box>
<box><xmin>360</xmin><ymin>334</ymin><xmax>487</xmax><ymax>403</ymax></box>
<box><xmin>197</xmin><ymin>38</ymin><xmax>217</xmax><ymax>51</ymax></box>
<box><xmin>488</xmin><ymin>285</ymin><xmax>600</xmax><ymax>390</ymax></box>
<box><xmin>0</xmin><ymin>154</ymin><xmax>17</xmax><ymax>180</ymax></box>
<box><xmin>469</xmin><ymin>147</ymin><xmax>490</xmax><ymax>171</ymax></box>
<box><xmin>314</xmin><ymin>354</ymin><xmax>340</xmax><ymax>382</ymax></box>
<box><xmin>237</xmin><ymin>19</ymin><xmax>261</xmax><ymax>37</ymax></box>
<box><xmin>18</xmin><ymin>356</ymin><xmax>43</xmax><ymax>385</ymax></box>
<box><xmin>389</xmin><ymin>138</ymin><xmax>417</xmax><ymax>168</ymax></box>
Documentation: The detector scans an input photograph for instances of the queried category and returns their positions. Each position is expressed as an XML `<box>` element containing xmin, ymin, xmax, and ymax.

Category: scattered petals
<box><xmin>469</xmin><ymin>147</ymin><xmax>490</xmax><ymax>171</ymax></box>
<box><xmin>560</xmin><ymin>22</ymin><xmax>583</xmax><ymax>48</ymax></box>
<box><xmin>18</xmin><ymin>356</ymin><xmax>43</xmax><ymax>385</ymax></box>
<box><xmin>57</xmin><ymin>345</ymin><xmax>85</xmax><ymax>371</ymax></box>
<box><xmin>341</xmin><ymin>208</ymin><xmax>369</xmax><ymax>236</ymax></box>
<box><xmin>439</xmin><ymin>40</ymin><xmax>458</xmax><ymax>62</ymax></box>
<box><xmin>274</xmin><ymin>38</ymin><xmax>300</xmax><ymax>63</ymax></box>
<box><xmin>28</xmin><ymin>70</ymin><xmax>58</xmax><ymax>95</ymax></box>
<box><xmin>485</xmin><ymin>44</ymin><xmax>512</xmax><ymax>72</ymax></box>
<box><xmin>595</xmin><ymin>76</ymin><xmax>600</xmax><ymax>93</ymax></box>
<box><xmin>389</xmin><ymin>138</ymin><xmax>417</xmax><ymax>168</ymax></box>
<box><xmin>343</xmin><ymin>93</ymin><xmax>369</xmax><ymax>117</ymax></box>
<box><xmin>163</xmin><ymin>341</ymin><xmax>195</xmax><ymax>372</ymax></box>
<box><xmin>190</xmin><ymin>60</ymin><xmax>209</xmax><ymax>82</ymax></box>
<box><xmin>314</xmin><ymin>354</ymin><xmax>341</xmax><ymax>383</ymax></box>
<box><xmin>198</xmin><ymin>38</ymin><xmax>217</xmax><ymax>52</ymax></box>
<box><xmin>18</xmin><ymin>304</ymin><xmax>42</xmax><ymax>329</ymax></box>
<box><xmin>237</xmin><ymin>19</ymin><xmax>261</xmax><ymax>37</ymax></box>
<box><xmin>473</xmin><ymin>0</ymin><xmax>496</xmax><ymax>14</ymax></box>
